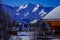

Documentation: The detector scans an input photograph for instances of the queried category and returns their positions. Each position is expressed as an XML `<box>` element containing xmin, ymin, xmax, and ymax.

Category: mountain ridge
<box><xmin>1</xmin><ymin>3</ymin><xmax>54</xmax><ymax>23</ymax></box>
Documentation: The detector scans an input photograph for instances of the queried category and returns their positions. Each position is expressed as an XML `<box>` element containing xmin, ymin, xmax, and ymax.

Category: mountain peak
<box><xmin>32</xmin><ymin>4</ymin><xmax>40</xmax><ymax>12</ymax></box>
<box><xmin>17</xmin><ymin>4</ymin><xmax>28</xmax><ymax>12</ymax></box>
<box><xmin>17</xmin><ymin>3</ymin><xmax>43</xmax><ymax>12</ymax></box>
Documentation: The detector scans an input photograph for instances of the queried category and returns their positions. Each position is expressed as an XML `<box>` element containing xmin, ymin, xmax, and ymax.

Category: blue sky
<box><xmin>2</xmin><ymin>0</ymin><xmax>60</xmax><ymax>7</ymax></box>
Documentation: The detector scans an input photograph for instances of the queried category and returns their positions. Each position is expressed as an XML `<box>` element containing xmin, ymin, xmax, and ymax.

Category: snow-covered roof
<box><xmin>43</xmin><ymin>6</ymin><xmax>60</xmax><ymax>20</ymax></box>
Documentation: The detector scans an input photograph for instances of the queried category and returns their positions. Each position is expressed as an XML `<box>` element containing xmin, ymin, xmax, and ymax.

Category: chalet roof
<box><xmin>43</xmin><ymin>6</ymin><xmax>60</xmax><ymax>20</ymax></box>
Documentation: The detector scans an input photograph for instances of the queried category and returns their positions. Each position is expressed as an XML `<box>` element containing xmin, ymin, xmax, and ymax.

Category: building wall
<box><xmin>43</xmin><ymin>20</ymin><xmax>60</xmax><ymax>30</ymax></box>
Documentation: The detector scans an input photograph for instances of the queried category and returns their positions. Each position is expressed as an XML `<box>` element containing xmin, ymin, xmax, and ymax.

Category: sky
<box><xmin>2</xmin><ymin>0</ymin><xmax>60</xmax><ymax>7</ymax></box>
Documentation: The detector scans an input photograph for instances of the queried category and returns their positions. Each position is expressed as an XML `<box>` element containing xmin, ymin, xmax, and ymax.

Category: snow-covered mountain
<box><xmin>15</xmin><ymin>3</ymin><xmax>53</xmax><ymax>23</ymax></box>
<box><xmin>1</xmin><ymin>3</ymin><xmax>53</xmax><ymax>23</ymax></box>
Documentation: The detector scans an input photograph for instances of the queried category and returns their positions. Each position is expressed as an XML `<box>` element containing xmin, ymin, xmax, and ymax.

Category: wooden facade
<box><xmin>43</xmin><ymin>20</ymin><xmax>60</xmax><ymax>30</ymax></box>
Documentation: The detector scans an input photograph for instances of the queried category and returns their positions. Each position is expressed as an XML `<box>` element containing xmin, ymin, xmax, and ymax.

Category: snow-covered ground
<box><xmin>9</xmin><ymin>32</ymin><xmax>60</xmax><ymax>40</ymax></box>
<box><xmin>9</xmin><ymin>32</ymin><xmax>37</xmax><ymax>40</ymax></box>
